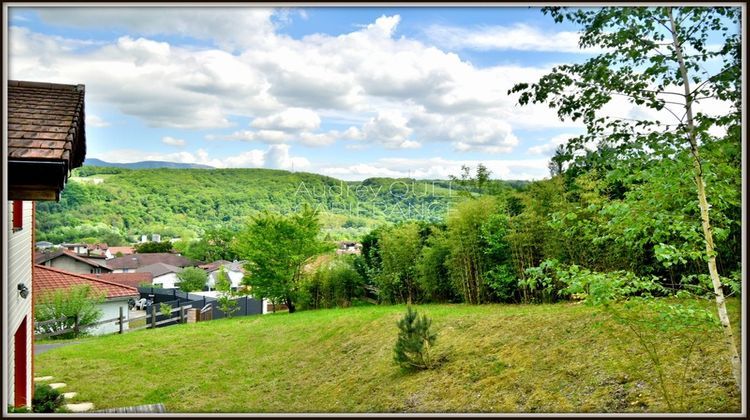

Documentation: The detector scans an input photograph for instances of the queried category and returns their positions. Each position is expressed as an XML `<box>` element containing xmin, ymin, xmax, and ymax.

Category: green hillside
<box><xmin>36</xmin><ymin>167</ymin><xmax>522</xmax><ymax>244</ymax></box>
<box><xmin>35</xmin><ymin>301</ymin><xmax>741</xmax><ymax>413</ymax></box>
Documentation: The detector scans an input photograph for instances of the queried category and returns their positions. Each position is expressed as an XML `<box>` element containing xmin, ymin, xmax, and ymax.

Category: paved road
<box><xmin>35</xmin><ymin>340</ymin><xmax>88</xmax><ymax>355</ymax></box>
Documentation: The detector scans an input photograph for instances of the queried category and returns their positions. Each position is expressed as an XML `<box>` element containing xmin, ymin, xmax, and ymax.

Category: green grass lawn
<box><xmin>35</xmin><ymin>299</ymin><xmax>741</xmax><ymax>413</ymax></box>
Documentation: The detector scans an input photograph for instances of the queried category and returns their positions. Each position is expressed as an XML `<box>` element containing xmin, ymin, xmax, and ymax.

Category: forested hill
<box><xmin>35</xmin><ymin>166</ymin><xmax>526</xmax><ymax>244</ymax></box>
<box><xmin>83</xmin><ymin>158</ymin><xmax>214</xmax><ymax>169</ymax></box>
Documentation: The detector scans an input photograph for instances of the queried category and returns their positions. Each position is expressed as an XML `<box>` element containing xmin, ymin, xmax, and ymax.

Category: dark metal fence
<box><xmin>138</xmin><ymin>286</ymin><xmax>263</xmax><ymax>328</ymax></box>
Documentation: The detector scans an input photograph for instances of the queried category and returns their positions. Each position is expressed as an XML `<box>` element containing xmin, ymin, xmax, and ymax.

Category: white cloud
<box><xmin>224</xmin><ymin>129</ymin><xmax>291</xmax><ymax>144</ymax></box>
<box><xmin>424</xmin><ymin>23</ymin><xmax>595</xmax><ymax>53</ymax></box>
<box><xmin>359</xmin><ymin>111</ymin><xmax>419</xmax><ymax>149</ymax></box>
<box><xmin>320</xmin><ymin>157</ymin><xmax>550</xmax><ymax>181</ymax></box>
<box><xmin>299</xmin><ymin>132</ymin><xmax>338</xmax><ymax>147</ymax></box>
<box><xmin>251</xmin><ymin>108</ymin><xmax>320</xmax><ymax>132</ymax></box>
<box><xmin>9</xmin><ymin>12</ymin><xmax>579</xmax><ymax>138</ymax></box>
<box><xmin>161</xmin><ymin>136</ymin><xmax>186</xmax><ymax>147</ymax></box>
<box><xmin>265</xmin><ymin>144</ymin><xmax>311</xmax><ymax>170</ymax></box>
<box><xmin>86</xmin><ymin>114</ymin><xmax>110</xmax><ymax>127</ymax></box>
<box><xmin>12</xmin><ymin>9</ymin><xmax>733</xmax><ymax>168</ymax></box>
<box><xmin>91</xmin><ymin>144</ymin><xmax>309</xmax><ymax>170</ymax></box>
<box><xmin>527</xmin><ymin>133</ymin><xmax>580</xmax><ymax>155</ymax></box>
<box><xmin>35</xmin><ymin>8</ymin><xmax>278</xmax><ymax>51</ymax></box>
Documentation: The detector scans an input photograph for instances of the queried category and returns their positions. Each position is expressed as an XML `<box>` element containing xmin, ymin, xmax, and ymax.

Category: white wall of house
<box><xmin>206</xmin><ymin>269</ymin><xmax>244</xmax><ymax>290</ymax></box>
<box><xmin>6</xmin><ymin>201</ymin><xmax>34</xmax><ymax>408</ymax></box>
<box><xmin>87</xmin><ymin>298</ymin><xmax>133</xmax><ymax>336</ymax></box>
<box><xmin>152</xmin><ymin>272</ymin><xmax>181</xmax><ymax>289</ymax></box>
<box><xmin>42</xmin><ymin>256</ymin><xmax>105</xmax><ymax>274</ymax></box>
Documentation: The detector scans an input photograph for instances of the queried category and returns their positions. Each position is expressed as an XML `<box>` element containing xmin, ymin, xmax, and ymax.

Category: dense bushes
<box><xmin>299</xmin><ymin>255</ymin><xmax>365</xmax><ymax>310</ymax></box>
<box><xmin>355</xmin><ymin>138</ymin><xmax>740</xmax><ymax>306</ymax></box>
<box><xmin>32</xmin><ymin>384</ymin><xmax>64</xmax><ymax>413</ymax></box>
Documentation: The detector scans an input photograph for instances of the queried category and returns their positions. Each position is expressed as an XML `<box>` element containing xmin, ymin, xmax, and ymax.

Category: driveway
<box><xmin>35</xmin><ymin>340</ymin><xmax>89</xmax><ymax>355</ymax></box>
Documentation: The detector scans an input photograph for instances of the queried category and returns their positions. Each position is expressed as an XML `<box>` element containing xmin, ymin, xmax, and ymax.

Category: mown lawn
<box><xmin>35</xmin><ymin>299</ymin><xmax>741</xmax><ymax>413</ymax></box>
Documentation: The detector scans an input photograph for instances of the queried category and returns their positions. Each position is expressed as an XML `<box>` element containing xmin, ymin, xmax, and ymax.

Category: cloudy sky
<box><xmin>6</xmin><ymin>6</ymin><xmax>692</xmax><ymax>180</ymax></box>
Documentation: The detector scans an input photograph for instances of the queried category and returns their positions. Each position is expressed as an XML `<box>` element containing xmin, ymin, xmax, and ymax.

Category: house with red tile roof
<box><xmin>107</xmin><ymin>246</ymin><xmax>135</xmax><ymax>258</ymax></box>
<box><xmin>34</xmin><ymin>265</ymin><xmax>138</xmax><ymax>336</ymax></box>
<box><xmin>6</xmin><ymin>80</ymin><xmax>87</xmax><ymax>409</ymax></box>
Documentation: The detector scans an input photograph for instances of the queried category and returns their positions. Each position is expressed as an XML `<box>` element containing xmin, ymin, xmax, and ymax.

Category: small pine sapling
<box><xmin>394</xmin><ymin>306</ymin><xmax>437</xmax><ymax>370</ymax></box>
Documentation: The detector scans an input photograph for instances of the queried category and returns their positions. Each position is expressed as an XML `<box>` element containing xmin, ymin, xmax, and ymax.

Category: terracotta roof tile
<box><xmin>108</xmin><ymin>246</ymin><xmax>135</xmax><ymax>256</ymax></box>
<box><xmin>7</xmin><ymin>80</ymin><xmax>86</xmax><ymax>168</ymax></box>
<box><xmin>34</xmin><ymin>265</ymin><xmax>139</xmax><ymax>300</ymax></box>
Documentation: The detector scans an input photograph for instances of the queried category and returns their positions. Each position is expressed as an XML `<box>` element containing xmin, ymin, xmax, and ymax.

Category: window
<box><xmin>12</xmin><ymin>201</ymin><xmax>23</xmax><ymax>231</ymax></box>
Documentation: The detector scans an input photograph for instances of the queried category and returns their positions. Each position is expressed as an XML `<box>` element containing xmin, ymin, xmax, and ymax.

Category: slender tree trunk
<box><xmin>286</xmin><ymin>296</ymin><xmax>296</xmax><ymax>313</ymax></box>
<box><xmin>669</xmin><ymin>8</ymin><xmax>741</xmax><ymax>391</ymax></box>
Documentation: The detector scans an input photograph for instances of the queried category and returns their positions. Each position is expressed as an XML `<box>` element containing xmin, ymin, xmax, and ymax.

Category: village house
<box><xmin>60</xmin><ymin>242</ymin><xmax>89</xmax><ymax>255</ymax></box>
<box><xmin>34</xmin><ymin>265</ymin><xmax>138</xmax><ymax>336</ymax></box>
<box><xmin>5</xmin><ymin>80</ymin><xmax>87</xmax><ymax>409</ymax></box>
<box><xmin>135</xmin><ymin>263</ymin><xmax>183</xmax><ymax>289</ymax></box>
<box><xmin>34</xmin><ymin>241</ymin><xmax>54</xmax><ymax>250</ymax></box>
<box><xmin>336</xmin><ymin>241</ymin><xmax>363</xmax><ymax>255</ymax></box>
<box><xmin>200</xmin><ymin>260</ymin><xmax>246</xmax><ymax>291</ymax></box>
<box><xmin>35</xmin><ymin>249</ymin><xmax>113</xmax><ymax>275</ymax></box>
<box><xmin>86</xmin><ymin>243</ymin><xmax>111</xmax><ymax>259</ymax></box>
<box><xmin>107</xmin><ymin>246</ymin><xmax>135</xmax><ymax>258</ymax></box>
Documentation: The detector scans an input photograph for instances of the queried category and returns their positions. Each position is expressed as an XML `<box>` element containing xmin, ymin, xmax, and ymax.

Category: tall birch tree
<box><xmin>510</xmin><ymin>6</ymin><xmax>741</xmax><ymax>389</ymax></box>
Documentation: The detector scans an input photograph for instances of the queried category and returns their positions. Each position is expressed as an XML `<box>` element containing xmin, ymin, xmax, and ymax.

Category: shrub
<box><xmin>217</xmin><ymin>295</ymin><xmax>239</xmax><ymax>318</ymax></box>
<box><xmin>394</xmin><ymin>306</ymin><xmax>437</xmax><ymax>371</ymax></box>
<box><xmin>299</xmin><ymin>256</ymin><xmax>364</xmax><ymax>310</ymax></box>
<box><xmin>159</xmin><ymin>302</ymin><xmax>173</xmax><ymax>319</ymax></box>
<box><xmin>32</xmin><ymin>384</ymin><xmax>64</xmax><ymax>413</ymax></box>
<box><xmin>34</xmin><ymin>285</ymin><xmax>104</xmax><ymax>339</ymax></box>
<box><xmin>178</xmin><ymin>267</ymin><xmax>208</xmax><ymax>292</ymax></box>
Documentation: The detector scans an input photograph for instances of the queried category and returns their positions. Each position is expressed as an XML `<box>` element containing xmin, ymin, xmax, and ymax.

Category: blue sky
<box><xmin>8</xmin><ymin>5</ymin><xmax>729</xmax><ymax>180</ymax></box>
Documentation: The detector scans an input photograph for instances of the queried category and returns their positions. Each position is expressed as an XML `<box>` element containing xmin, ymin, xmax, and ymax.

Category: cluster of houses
<box><xmin>34</xmin><ymin>246</ymin><xmax>246</xmax><ymax>290</ymax></box>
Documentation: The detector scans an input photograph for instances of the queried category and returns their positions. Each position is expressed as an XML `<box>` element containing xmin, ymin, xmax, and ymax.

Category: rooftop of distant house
<box><xmin>200</xmin><ymin>260</ymin><xmax>246</xmax><ymax>273</ymax></box>
<box><xmin>108</xmin><ymin>246</ymin><xmax>135</xmax><ymax>256</ymax></box>
<box><xmin>106</xmin><ymin>253</ymin><xmax>202</xmax><ymax>270</ymax></box>
<box><xmin>94</xmin><ymin>272</ymin><xmax>154</xmax><ymax>289</ymax></box>
<box><xmin>135</xmin><ymin>262</ymin><xmax>183</xmax><ymax>277</ymax></box>
<box><xmin>198</xmin><ymin>260</ymin><xmax>231</xmax><ymax>272</ymax></box>
<box><xmin>34</xmin><ymin>265</ymin><xmax>138</xmax><ymax>300</ymax></box>
<box><xmin>34</xmin><ymin>249</ymin><xmax>113</xmax><ymax>271</ymax></box>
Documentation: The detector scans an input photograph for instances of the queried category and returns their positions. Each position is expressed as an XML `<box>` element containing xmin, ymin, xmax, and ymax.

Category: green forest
<box><xmin>36</xmin><ymin>166</ymin><xmax>526</xmax><ymax>245</ymax></box>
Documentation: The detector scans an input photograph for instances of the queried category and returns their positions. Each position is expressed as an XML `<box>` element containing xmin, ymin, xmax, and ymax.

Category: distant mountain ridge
<box><xmin>84</xmin><ymin>158</ymin><xmax>214</xmax><ymax>169</ymax></box>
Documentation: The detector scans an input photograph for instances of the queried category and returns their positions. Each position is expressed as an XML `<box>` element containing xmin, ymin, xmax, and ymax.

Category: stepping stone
<box><xmin>62</xmin><ymin>392</ymin><xmax>78</xmax><ymax>400</ymax></box>
<box><xmin>65</xmin><ymin>402</ymin><xmax>94</xmax><ymax>413</ymax></box>
<box><xmin>48</xmin><ymin>383</ymin><xmax>66</xmax><ymax>390</ymax></box>
<box><xmin>34</xmin><ymin>376</ymin><xmax>54</xmax><ymax>382</ymax></box>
